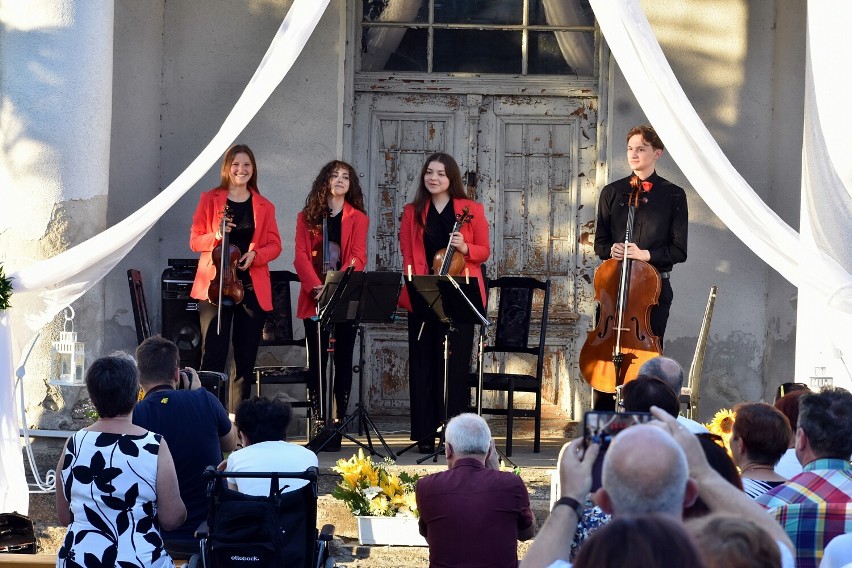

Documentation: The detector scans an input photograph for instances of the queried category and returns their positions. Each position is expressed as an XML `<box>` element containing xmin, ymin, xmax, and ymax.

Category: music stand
<box><xmin>398</xmin><ymin>275</ymin><xmax>489</xmax><ymax>464</ymax></box>
<box><xmin>309</xmin><ymin>270</ymin><xmax>403</xmax><ymax>458</ymax></box>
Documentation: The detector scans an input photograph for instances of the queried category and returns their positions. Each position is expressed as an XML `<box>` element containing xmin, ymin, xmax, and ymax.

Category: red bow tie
<box><xmin>641</xmin><ymin>181</ymin><xmax>653</xmax><ymax>192</ymax></box>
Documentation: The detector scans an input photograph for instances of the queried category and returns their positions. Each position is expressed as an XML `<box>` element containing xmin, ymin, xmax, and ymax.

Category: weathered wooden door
<box><xmin>353</xmin><ymin>91</ymin><xmax>598</xmax><ymax>417</ymax></box>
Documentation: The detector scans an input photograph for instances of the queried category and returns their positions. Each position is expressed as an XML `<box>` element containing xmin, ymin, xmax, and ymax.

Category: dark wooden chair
<box><xmin>254</xmin><ymin>271</ymin><xmax>314</xmax><ymax>436</ymax></box>
<box><xmin>469</xmin><ymin>276</ymin><xmax>551</xmax><ymax>456</ymax></box>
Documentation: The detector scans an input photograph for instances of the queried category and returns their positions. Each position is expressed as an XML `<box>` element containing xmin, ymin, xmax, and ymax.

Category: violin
<box><xmin>208</xmin><ymin>206</ymin><xmax>244</xmax><ymax>333</ymax></box>
<box><xmin>432</xmin><ymin>206</ymin><xmax>472</xmax><ymax>276</ymax></box>
<box><xmin>578</xmin><ymin>176</ymin><xmax>662</xmax><ymax>393</ymax></box>
<box><xmin>312</xmin><ymin>208</ymin><xmax>341</xmax><ymax>280</ymax></box>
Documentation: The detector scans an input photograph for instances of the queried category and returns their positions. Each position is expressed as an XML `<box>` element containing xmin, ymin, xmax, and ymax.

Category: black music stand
<box><xmin>308</xmin><ymin>270</ymin><xmax>403</xmax><ymax>458</ymax></box>
<box><xmin>397</xmin><ymin>275</ymin><xmax>489</xmax><ymax>463</ymax></box>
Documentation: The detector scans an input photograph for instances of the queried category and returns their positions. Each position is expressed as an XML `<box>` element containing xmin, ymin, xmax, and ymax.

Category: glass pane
<box><xmin>363</xmin><ymin>0</ymin><xmax>428</xmax><ymax>24</ymax></box>
<box><xmin>435</xmin><ymin>0</ymin><xmax>523</xmax><ymax>25</ymax></box>
<box><xmin>528</xmin><ymin>31</ymin><xmax>594</xmax><ymax>75</ymax></box>
<box><xmin>434</xmin><ymin>29</ymin><xmax>521</xmax><ymax>74</ymax></box>
<box><xmin>528</xmin><ymin>0</ymin><xmax>595</xmax><ymax>27</ymax></box>
<box><xmin>361</xmin><ymin>27</ymin><xmax>428</xmax><ymax>72</ymax></box>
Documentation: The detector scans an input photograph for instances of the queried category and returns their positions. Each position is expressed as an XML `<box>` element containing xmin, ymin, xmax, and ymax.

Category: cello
<box><xmin>579</xmin><ymin>175</ymin><xmax>662</xmax><ymax>393</ymax></box>
<box><xmin>208</xmin><ymin>206</ymin><xmax>245</xmax><ymax>334</ymax></box>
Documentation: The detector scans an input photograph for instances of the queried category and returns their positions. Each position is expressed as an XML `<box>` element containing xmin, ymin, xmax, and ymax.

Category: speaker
<box><xmin>161</xmin><ymin>260</ymin><xmax>202</xmax><ymax>369</ymax></box>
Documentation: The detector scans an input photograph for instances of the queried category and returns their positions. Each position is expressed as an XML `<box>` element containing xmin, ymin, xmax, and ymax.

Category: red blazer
<box><xmin>398</xmin><ymin>198</ymin><xmax>490</xmax><ymax>311</ymax></box>
<box><xmin>189</xmin><ymin>188</ymin><xmax>282</xmax><ymax>311</ymax></box>
<box><xmin>293</xmin><ymin>201</ymin><xmax>369</xmax><ymax>319</ymax></box>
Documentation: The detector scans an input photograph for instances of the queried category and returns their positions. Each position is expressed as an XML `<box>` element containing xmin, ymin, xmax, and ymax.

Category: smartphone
<box><xmin>583</xmin><ymin>410</ymin><xmax>654</xmax><ymax>492</ymax></box>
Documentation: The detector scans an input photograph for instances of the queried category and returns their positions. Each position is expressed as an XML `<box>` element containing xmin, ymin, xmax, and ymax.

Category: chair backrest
<box><xmin>261</xmin><ymin>271</ymin><xmax>302</xmax><ymax>347</ymax></box>
<box><xmin>127</xmin><ymin>269</ymin><xmax>152</xmax><ymax>344</ymax></box>
<box><xmin>488</xmin><ymin>276</ymin><xmax>551</xmax><ymax>357</ymax></box>
<box><xmin>205</xmin><ymin>467</ymin><xmax>319</xmax><ymax>568</ymax></box>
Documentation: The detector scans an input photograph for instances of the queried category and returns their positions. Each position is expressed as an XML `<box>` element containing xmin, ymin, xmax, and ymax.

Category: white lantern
<box><xmin>49</xmin><ymin>307</ymin><xmax>86</xmax><ymax>386</ymax></box>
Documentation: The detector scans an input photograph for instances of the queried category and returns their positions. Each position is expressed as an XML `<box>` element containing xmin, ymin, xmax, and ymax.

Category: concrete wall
<box><xmin>104</xmin><ymin>0</ymin><xmax>345</xmax><ymax>357</ymax></box>
<box><xmin>609</xmin><ymin>0</ymin><xmax>805</xmax><ymax>416</ymax></box>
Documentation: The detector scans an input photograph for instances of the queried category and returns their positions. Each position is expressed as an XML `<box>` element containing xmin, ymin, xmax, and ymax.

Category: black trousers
<box><xmin>407</xmin><ymin>311</ymin><xmax>474</xmax><ymax>441</ymax></box>
<box><xmin>199</xmin><ymin>286</ymin><xmax>267</xmax><ymax>401</ymax></box>
<box><xmin>303</xmin><ymin>318</ymin><xmax>357</xmax><ymax>421</ymax></box>
<box><xmin>592</xmin><ymin>279</ymin><xmax>674</xmax><ymax>411</ymax></box>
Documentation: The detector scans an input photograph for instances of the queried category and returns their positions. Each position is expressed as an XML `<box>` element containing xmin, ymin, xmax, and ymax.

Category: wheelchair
<box><xmin>188</xmin><ymin>466</ymin><xmax>334</xmax><ymax>568</ymax></box>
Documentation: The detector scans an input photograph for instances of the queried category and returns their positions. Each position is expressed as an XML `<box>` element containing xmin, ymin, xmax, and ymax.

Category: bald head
<box><xmin>638</xmin><ymin>356</ymin><xmax>685</xmax><ymax>394</ymax></box>
<box><xmin>601</xmin><ymin>425</ymin><xmax>689</xmax><ymax>517</ymax></box>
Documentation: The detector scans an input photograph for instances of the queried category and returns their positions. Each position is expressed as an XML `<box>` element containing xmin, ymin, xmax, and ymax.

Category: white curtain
<box><xmin>0</xmin><ymin>0</ymin><xmax>330</xmax><ymax>515</ymax></box>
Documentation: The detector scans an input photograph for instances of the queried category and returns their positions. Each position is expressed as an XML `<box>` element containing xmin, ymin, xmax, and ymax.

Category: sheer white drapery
<box><xmin>0</xmin><ymin>0</ymin><xmax>330</xmax><ymax>514</ymax></box>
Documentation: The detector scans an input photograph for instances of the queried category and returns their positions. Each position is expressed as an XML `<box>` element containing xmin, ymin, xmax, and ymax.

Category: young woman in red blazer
<box><xmin>294</xmin><ymin>160</ymin><xmax>368</xmax><ymax>442</ymax></box>
<box><xmin>190</xmin><ymin>144</ymin><xmax>282</xmax><ymax>401</ymax></box>
<box><xmin>399</xmin><ymin>152</ymin><xmax>490</xmax><ymax>453</ymax></box>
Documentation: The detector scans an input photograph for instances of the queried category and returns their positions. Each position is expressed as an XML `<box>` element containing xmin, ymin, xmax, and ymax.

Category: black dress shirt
<box><xmin>593</xmin><ymin>171</ymin><xmax>688</xmax><ymax>273</ymax></box>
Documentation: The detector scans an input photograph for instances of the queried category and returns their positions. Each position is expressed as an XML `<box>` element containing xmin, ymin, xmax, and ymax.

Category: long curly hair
<box><xmin>302</xmin><ymin>160</ymin><xmax>365</xmax><ymax>225</ymax></box>
<box><xmin>217</xmin><ymin>144</ymin><xmax>259</xmax><ymax>191</ymax></box>
<box><xmin>411</xmin><ymin>153</ymin><xmax>468</xmax><ymax>231</ymax></box>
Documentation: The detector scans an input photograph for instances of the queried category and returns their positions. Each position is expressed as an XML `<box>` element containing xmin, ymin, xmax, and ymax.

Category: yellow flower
<box><xmin>368</xmin><ymin>496</ymin><xmax>390</xmax><ymax>516</ymax></box>
<box><xmin>707</xmin><ymin>408</ymin><xmax>735</xmax><ymax>437</ymax></box>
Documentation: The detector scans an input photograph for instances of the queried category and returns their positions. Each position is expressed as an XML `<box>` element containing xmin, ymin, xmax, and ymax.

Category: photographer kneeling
<box><xmin>133</xmin><ymin>335</ymin><xmax>237</xmax><ymax>558</ymax></box>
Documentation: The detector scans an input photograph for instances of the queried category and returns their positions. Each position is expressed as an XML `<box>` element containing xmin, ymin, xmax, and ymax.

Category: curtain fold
<box><xmin>0</xmin><ymin>0</ymin><xmax>330</xmax><ymax>515</ymax></box>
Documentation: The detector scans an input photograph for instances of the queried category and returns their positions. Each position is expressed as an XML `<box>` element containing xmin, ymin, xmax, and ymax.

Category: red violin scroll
<box><xmin>579</xmin><ymin>176</ymin><xmax>662</xmax><ymax>393</ymax></box>
<box><xmin>432</xmin><ymin>206</ymin><xmax>472</xmax><ymax>276</ymax></box>
<box><xmin>208</xmin><ymin>206</ymin><xmax>244</xmax><ymax>333</ymax></box>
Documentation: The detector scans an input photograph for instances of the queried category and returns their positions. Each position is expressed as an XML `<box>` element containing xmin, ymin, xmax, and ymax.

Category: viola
<box><xmin>208</xmin><ymin>207</ymin><xmax>244</xmax><ymax>333</ymax></box>
<box><xmin>578</xmin><ymin>176</ymin><xmax>662</xmax><ymax>393</ymax></box>
<box><xmin>432</xmin><ymin>206</ymin><xmax>472</xmax><ymax>276</ymax></box>
<box><xmin>312</xmin><ymin>208</ymin><xmax>341</xmax><ymax>280</ymax></box>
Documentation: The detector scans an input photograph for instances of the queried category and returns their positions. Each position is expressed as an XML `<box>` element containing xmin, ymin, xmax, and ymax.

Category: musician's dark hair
<box><xmin>573</xmin><ymin>515</ymin><xmax>703</xmax><ymax>568</ymax></box>
<box><xmin>235</xmin><ymin>397</ymin><xmax>293</xmax><ymax>444</ymax></box>
<box><xmin>218</xmin><ymin>144</ymin><xmax>259</xmax><ymax>191</ymax></box>
<box><xmin>411</xmin><ymin>153</ymin><xmax>468</xmax><ymax>231</ymax></box>
<box><xmin>627</xmin><ymin>125</ymin><xmax>664</xmax><ymax>151</ymax></box>
<box><xmin>302</xmin><ymin>160</ymin><xmax>365</xmax><ymax>226</ymax></box>
<box><xmin>135</xmin><ymin>335</ymin><xmax>180</xmax><ymax>387</ymax></box>
<box><xmin>86</xmin><ymin>354</ymin><xmax>140</xmax><ymax>418</ymax></box>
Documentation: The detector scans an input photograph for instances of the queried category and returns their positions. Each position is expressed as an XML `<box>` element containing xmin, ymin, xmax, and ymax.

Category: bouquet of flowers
<box><xmin>705</xmin><ymin>408</ymin><xmax>735</xmax><ymax>456</ymax></box>
<box><xmin>0</xmin><ymin>264</ymin><xmax>12</xmax><ymax>311</ymax></box>
<box><xmin>332</xmin><ymin>449</ymin><xmax>420</xmax><ymax>518</ymax></box>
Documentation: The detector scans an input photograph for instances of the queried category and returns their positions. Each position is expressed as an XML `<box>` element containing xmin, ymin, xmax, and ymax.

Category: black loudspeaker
<box><xmin>161</xmin><ymin>260</ymin><xmax>202</xmax><ymax>369</ymax></box>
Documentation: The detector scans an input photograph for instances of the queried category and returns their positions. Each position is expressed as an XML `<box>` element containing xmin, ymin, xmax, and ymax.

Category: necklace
<box><xmin>739</xmin><ymin>464</ymin><xmax>775</xmax><ymax>474</ymax></box>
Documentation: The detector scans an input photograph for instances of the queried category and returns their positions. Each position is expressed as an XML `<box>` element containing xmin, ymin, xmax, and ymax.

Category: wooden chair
<box><xmin>469</xmin><ymin>276</ymin><xmax>551</xmax><ymax>456</ymax></box>
<box><xmin>253</xmin><ymin>271</ymin><xmax>314</xmax><ymax>436</ymax></box>
<box><xmin>127</xmin><ymin>269</ymin><xmax>153</xmax><ymax>343</ymax></box>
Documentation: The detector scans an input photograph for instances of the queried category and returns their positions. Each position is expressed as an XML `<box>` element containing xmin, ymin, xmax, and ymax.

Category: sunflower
<box><xmin>707</xmin><ymin>408</ymin><xmax>735</xmax><ymax>437</ymax></box>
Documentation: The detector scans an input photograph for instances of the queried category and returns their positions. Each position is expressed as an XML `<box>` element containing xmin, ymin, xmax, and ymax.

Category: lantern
<box><xmin>49</xmin><ymin>307</ymin><xmax>86</xmax><ymax>386</ymax></box>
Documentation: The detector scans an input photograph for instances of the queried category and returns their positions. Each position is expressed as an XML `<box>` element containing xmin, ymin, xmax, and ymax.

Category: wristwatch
<box><xmin>553</xmin><ymin>496</ymin><xmax>584</xmax><ymax>517</ymax></box>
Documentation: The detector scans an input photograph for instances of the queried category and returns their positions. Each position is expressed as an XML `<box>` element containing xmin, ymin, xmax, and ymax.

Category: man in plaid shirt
<box><xmin>756</xmin><ymin>387</ymin><xmax>852</xmax><ymax>568</ymax></box>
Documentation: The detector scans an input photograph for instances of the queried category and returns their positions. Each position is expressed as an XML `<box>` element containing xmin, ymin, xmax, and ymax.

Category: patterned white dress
<box><xmin>57</xmin><ymin>430</ymin><xmax>174</xmax><ymax>568</ymax></box>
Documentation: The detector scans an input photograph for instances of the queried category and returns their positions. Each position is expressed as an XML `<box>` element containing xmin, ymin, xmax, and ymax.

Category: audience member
<box><xmin>132</xmin><ymin>336</ymin><xmax>237</xmax><ymax>554</ymax></box>
<box><xmin>773</xmin><ymin>390</ymin><xmax>809</xmax><ymax>478</ymax></box>
<box><xmin>818</xmin><ymin>533</ymin><xmax>852</xmax><ymax>568</ymax></box>
<box><xmin>638</xmin><ymin>356</ymin><xmax>709</xmax><ymax>433</ymax></box>
<box><xmin>756</xmin><ymin>387</ymin><xmax>852</xmax><ymax>568</ymax></box>
<box><xmin>683</xmin><ymin>433</ymin><xmax>743</xmax><ymax>519</ymax></box>
<box><xmin>225</xmin><ymin>397</ymin><xmax>318</xmax><ymax>495</ymax></box>
<box><xmin>416</xmin><ymin>413</ymin><xmax>535</xmax><ymax>568</ymax></box>
<box><xmin>573</xmin><ymin>515</ymin><xmax>704</xmax><ymax>568</ymax></box>
<box><xmin>688</xmin><ymin>514</ymin><xmax>782</xmax><ymax>568</ymax></box>
<box><xmin>774</xmin><ymin>382</ymin><xmax>810</xmax><ymax>403</ymax></box>
<box><xmin>56</xmin><ymin>355</ymin><xmax>185</xmax><ymax>567</ymax></box>
<box><xmin>621</xmin><ymin>375</ymin><xmax>680</xmax><ymax>417</ymax></box>
<box><xmin>522</xmin><ymin>408</ymin><xmax>793</xmax><ymax>568</ymax></box>
<box><xmin>730</xmin><ymin>403</ymin><xmax>790</xmax><ymax>498</ymax></box>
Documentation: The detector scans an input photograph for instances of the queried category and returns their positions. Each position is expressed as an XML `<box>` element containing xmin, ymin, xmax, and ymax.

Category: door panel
<box><xmin>353</xmin><ymin>91</ymin><xmax>598</xmax><ymax>418</ymax></box>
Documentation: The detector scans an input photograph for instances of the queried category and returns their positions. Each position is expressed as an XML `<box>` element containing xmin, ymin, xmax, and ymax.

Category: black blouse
<box><xmin>593</xmin><ymin>171</ymin><xmax>688</xmax><ymax>273</ymax></box>
<box><xmin>424</xmin><ymin>199</ymin><xmax>457</xmax><ymax>274</ymax></box>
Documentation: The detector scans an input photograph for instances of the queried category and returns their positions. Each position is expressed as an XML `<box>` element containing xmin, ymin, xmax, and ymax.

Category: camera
<box><xmin>178</xmin><ymin>369</ymin><xmax>190</xmax><ymax>390</ymax></box>
<box><xmin>583</xmin><ymin>410</ymin><xmax>654</xmax><ymax>491</ymax></box>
